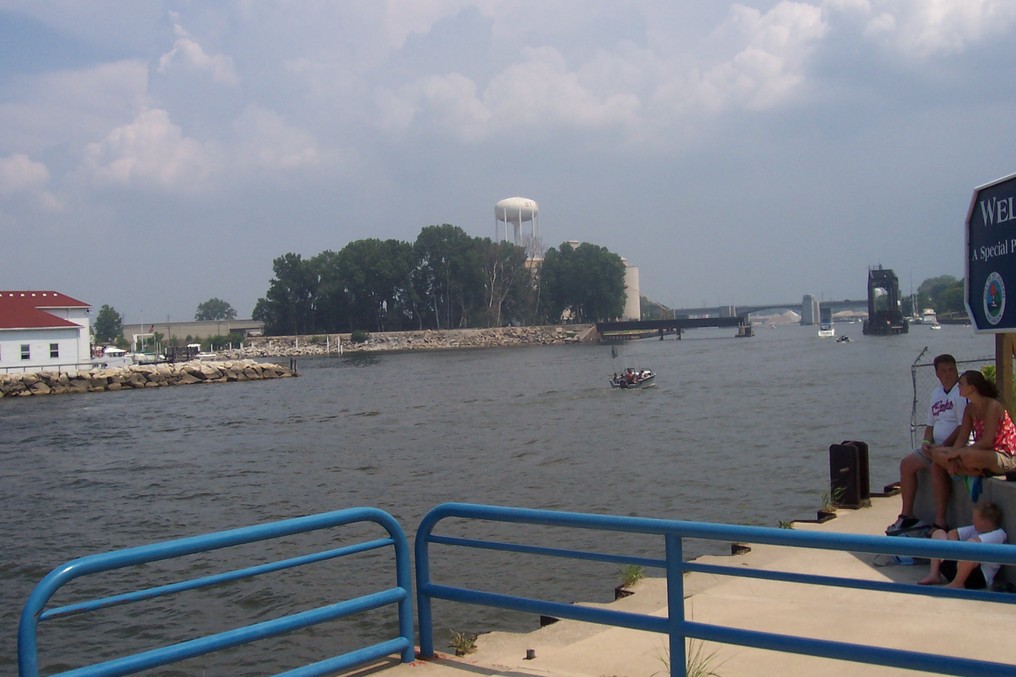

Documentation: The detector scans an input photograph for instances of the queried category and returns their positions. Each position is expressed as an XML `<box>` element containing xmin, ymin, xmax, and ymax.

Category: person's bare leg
<box><xmin>899</xmin><ymin>453</ymin><xmax>924</xmax><ymax>518</ymax></box>
<box><xmin>930</xmin><ymin>463</ymin><xmax>952</xmax><ymax>528</ymax></box>
<box><xmin>945</xmin><ymin>560</ymin><xmax>979</xmax><ymax>589</ymax></box>
<box><xmin>922</xmin><ymin>524</ymin><xmax>950</xmax><ymax>581</ymax></box>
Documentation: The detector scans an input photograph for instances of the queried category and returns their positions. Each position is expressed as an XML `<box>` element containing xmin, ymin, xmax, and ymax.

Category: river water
<box><xmin>0</xmin><ymin>322</ymin><xmax>993</xmax><ymax>674</ymax></box>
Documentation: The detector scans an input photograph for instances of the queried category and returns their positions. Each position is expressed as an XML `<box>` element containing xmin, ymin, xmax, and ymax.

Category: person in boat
<box><xmin>934</xmin><ymin>370</ymin><xmax>1016</xmax><ymax>482</ymax></box>
<box><xmin>888</xmin><ymin>354</ymin><xmax>965</xmax><ymax>535</ymax></box>
<box><xmin>918</xmin><ymin>500</ymin><xmax>1006</xmax><ymax>589</ymax></box>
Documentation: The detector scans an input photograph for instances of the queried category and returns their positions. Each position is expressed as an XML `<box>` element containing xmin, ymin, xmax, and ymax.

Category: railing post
<box><xmin>665</xmin><ymin>533</ymin><xmax>685</xmax><ymax>677</ymax></box>
<box><xmin>416</xmin><ymin>535</ymin><xmax>435</xmax><ymax>658</ymax></box>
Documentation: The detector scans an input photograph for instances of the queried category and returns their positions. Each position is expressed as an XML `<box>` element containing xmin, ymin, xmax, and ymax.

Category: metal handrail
<box><xmin>415</xmin><ymin>502</ymin><xmax>1016</xmax><ymax>676</ymax></box>
<box><xmin>19</xmin><ymin>507</ymin><xmax>414</xmax><ymax>676</ymax></box>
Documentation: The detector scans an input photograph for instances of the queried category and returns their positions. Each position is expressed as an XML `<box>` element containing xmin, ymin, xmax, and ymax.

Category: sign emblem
<box><xmin>984</xmin><ymin>271</ymin><xmax>1006</xmax><ymax>325</ymax></box>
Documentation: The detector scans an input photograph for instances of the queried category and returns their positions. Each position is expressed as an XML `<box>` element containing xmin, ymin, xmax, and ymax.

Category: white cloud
<box><xmin>377</xmin><ymin>46</ymin><xmax>641</xmax><ymax>142</ymax></box>
<box><xmin>0</xmin><ymin>60</ymin><xmax>149</xmax><ymax>155</ymax></box>
<box><xmin>485</xmin><ymin>46</ymin><xmax>641</xmax><ymax>130</ymax></box>
<box><xmin>0</xmin><ymin>153</ymin><xmax>61</xmax><ymax>210</ymax></box>
<box><xmin>158</xmin><ymin>16</ymin><xmax>238</xmax><ymax>85</ymax></box>
<box><xmin>81</xmin><ymin>109</ymin><xmax>218</xmax><ymax>191</ymax></box>
<box><xmin>696</xmin><ymin>2</ymin><xmax>827</xmax><ymax>111</ymax></box>
<box><xmin>870</xmin><ymin>0</ymin><xmax>1016</xmax><ymax>58</ymax></box>
<box><xmin>233</xmin><ymin>105</ymin><xmax>320</xmax><ymax>170</ymax></box>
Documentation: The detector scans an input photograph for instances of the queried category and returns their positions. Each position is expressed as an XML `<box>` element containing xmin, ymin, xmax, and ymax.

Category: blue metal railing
<box><xmin>415</xmin><ymin>502</ymin><xmax>1016</xmax><ymax>677</ymax></box>
<box><xmin>19</xmin><ymin>507</ymin><xmax>414</xmax><ymax>677</ymax></box>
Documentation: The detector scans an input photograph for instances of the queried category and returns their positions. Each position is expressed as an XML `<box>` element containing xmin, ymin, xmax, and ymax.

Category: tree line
<box><xmin>252</xmin><ymin>225</ymin><xmax>627</xmax><ymax>335</ymax></box>
<box><xmin>910</xmin><ymin>275</ymin><xmax>965</xmax><ymax>317</ymax></box>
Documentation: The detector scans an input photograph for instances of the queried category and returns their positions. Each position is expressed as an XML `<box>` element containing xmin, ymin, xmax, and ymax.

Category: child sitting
<box><xmin>918</xmin><ymin>501</ymin><xmax>1006</xmax><ymax>589</ymax></box>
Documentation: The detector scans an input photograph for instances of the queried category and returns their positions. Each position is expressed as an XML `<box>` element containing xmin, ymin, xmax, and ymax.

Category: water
<box><xmin>1</xmin><ymin>323</ymin><xmax>992</xmax><ymax>674</ymax></box>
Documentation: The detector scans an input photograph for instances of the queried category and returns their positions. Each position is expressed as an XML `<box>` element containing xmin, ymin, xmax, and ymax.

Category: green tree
<box><xmin>309</xmin><ymin>249</ymin><xmax>350</xmax><ymax>333</ymax></box>
<box><xmin>253</xmin><ymin>253</ymin><xmax>316</xmax><ymax>335</ymax></box>
<box><xmin>916</xmin><ymin>275</ymin><xmax>965</xmax><ymax>315</ymax></box>
<box><xmin>194</xmin><ymin>297</ymin><xmax>237</xmax><ymax>321</ymax></box>
<box><xmin>337</xmin><ymin>238</ymin><xmax>417</xmax><ymax>332</ymax></box>
<box><xmin>917</xmin><ymin>275</ymin><xmax>958</xmax><ymax>311</ymax></box>
<box><xmin>539</xmin><ymin>242</ymin><xmax>626</xmax><ymax>323</ymax></box>
<box><xmin>93</xmin><ymin>304</ymin><xmax>123</xmax><ymax>343</ymax></box>
<box><xmin>479</xmin><ymin>239</ymin><xmax>531</xmax><ymax>327</ymax></box>
<box><xmin>413</xmin><ymin>225</ymin><xmax>483</xmax><ymax>329</ymax></box>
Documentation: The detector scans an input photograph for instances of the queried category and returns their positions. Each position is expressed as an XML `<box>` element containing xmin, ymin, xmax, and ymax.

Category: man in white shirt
<box><xmin>887</xmin><ymin>354</ymin><xmax>965</xmax><ymax>534</ymax></box>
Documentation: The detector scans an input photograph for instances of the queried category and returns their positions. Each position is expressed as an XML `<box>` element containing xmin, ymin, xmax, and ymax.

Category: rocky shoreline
<box><xmin>218</xmin><ymin>324</ymin><xmax>596</xmax><ymax>359</ymax></box>
<box><xmin>0</xmin><ymin>359</ymin><xmax>296</xmax><ymax>398</ymax></box>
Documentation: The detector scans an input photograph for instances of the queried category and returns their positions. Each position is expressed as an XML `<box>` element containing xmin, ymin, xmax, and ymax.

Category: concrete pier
<box><xmin>346</xmin><ymin>494</ymin><xmax>1015</xmax><ymax>676</ymax></box>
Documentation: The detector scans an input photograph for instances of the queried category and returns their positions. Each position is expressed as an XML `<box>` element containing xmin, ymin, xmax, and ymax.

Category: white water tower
<box><xmin>495</xmin><ymin>197</ymin><xmax>541</xmax><ymax>258</ymax></box>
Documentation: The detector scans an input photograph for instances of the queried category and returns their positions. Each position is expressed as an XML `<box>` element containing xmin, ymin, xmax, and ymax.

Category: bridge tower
<box><xmin>862</xmin><ymin>266</ymin><xmax>909</xmax><ymax>335</ymax></box>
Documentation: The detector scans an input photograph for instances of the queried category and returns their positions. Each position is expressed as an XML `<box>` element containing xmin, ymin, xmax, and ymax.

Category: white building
<box><xmin>621</xmin><ymin>257</ymin><xmax>641</xmax><ymax>320</ymax></box>
<box><xmin>0</xmin><ymin>291</ymin><xmax>92</xmax><ymax>373</ymax></box>
<box><xmin>801</xmin><ymin>294</ymin><xmax>820</xmax><ymax>325</ymax></box>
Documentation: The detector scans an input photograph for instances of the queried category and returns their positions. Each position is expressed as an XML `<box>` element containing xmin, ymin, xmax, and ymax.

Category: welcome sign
<box><xmin>967</xmin><ymin>172</ymin><xmax>1016</xmax><ymax>332</ymax></box>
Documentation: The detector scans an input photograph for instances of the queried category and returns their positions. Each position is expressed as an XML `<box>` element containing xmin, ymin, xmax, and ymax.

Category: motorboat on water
<box><xmin>610</xmin><ymin>368</ymin><xmax>655</xmax><ymax>389</ymax></box>
<box><xmin>836</xmin><ymin>335</ymin><xmax>851</xmax><ymax>343</ymax></box>
<box><xmin>91</xmin><ymin>346</ymin><xmax>134</xmax><ymax>369</ymax></box>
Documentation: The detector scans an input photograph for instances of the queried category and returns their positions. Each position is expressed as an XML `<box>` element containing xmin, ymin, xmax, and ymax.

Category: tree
<box><xmin>539</xmin><ymin>242</ymin><xmax>626</xmax><ymax>323</ymax></box>
<box><xmin>413</xmin><ymin>225</ymin><xmax>483</xmax><ymax>329</ymax></box>
<box><xmin>93</xmin><ymin>304</ymin><xmax>123</xmax><ymax>343</ymax></box>
<box><xmin>194</xmin><ymin>298</ymin><xmax>237</xmax><ymax>321</ymax></box>
<box><xmin>336</xmin><ymin>238</ymin><xmax>417</xmax><ymax>332</ymax></box>
<box><xmin>479</xmin><ymin>239</ymin><xmax>531</xmax><ymax>327</ymax></box>
<box><xmin>917</xmin><ymin>275</ymin><xmax>965</xmax><ymax>315</ymax></box>
<box><xmin>253</xmin><ymin>253</ymin><xmax>317</xmax><ymax>335</ymax></box>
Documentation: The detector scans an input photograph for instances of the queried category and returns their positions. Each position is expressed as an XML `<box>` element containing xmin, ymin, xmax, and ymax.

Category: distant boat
<box><xmin>609</xmin><ymin>368</ymin><xmax>655</xmax><ymax>389</ymax></box>
<box><xmin>817</xmin><ymin>305</ymin><xmax>835</xmax><ymax>337</ymax></box>
<box><xmin>915</xmin><ymin>308</ymin><xmax>937</xmax><ymax>325</ymax></box>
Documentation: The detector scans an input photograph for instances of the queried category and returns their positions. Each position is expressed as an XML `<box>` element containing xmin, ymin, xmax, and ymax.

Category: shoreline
<box><xmin>219</xmin><ymin>324</ymin><xmax>597</xmax><ymax>359</ymax></box>
<box><xmin>0</xmin><ymin>359</ymin><xmax>296</xmax><ymax>398</ymax></box>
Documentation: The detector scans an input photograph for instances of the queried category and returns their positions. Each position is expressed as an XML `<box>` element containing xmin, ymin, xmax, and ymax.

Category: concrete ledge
<box><xmin>912</xmin><ymin>469</ymin><xmax>1016</xmax><ymax>583</ymax></box>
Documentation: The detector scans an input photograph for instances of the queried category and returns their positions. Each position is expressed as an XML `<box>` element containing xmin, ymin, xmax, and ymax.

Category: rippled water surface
<box><xmin>1</xmin><ymin>323</ymin><xmax>991</xmax><ymax>674</ymax></box>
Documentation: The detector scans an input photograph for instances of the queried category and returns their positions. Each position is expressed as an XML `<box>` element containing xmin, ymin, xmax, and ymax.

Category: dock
<box><xmin>348</xmin><ymin>494</ymin><xmax>1016</xmax><ymax>676</ymax></box>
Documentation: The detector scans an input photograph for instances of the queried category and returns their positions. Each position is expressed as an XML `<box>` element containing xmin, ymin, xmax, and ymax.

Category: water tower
<box><xmin>495</xmin><ymin>197</ymin><xmax>541</xmax><ymax>258</ymax></box>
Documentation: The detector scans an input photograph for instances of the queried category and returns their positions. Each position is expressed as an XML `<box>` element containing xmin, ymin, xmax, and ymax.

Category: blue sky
<box><xmin>2</xmin><ymin>1</ymin><xmax>1015</xmax><ymax>322</ymax></box>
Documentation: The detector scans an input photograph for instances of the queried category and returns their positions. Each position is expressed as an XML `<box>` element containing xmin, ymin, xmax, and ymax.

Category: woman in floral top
<box><xmin>934</xmin><ymin>370</ymin><xmax>1016</xmax><ymax>478</ymax></box>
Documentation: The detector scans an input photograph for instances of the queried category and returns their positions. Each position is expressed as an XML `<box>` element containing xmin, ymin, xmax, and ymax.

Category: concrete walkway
<box><xmin>345</xmin><ymin>495</ymin><xmax>1016</xmax><ymax>676</ymax></box>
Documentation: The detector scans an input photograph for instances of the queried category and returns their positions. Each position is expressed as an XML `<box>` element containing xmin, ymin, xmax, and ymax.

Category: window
<box><xmin>50</xmin><ymin>343</ymin><xmax>59</xmax><ymax>359</ymax></box>
<box><xmin>21</xmin><ymin>344</ymin><xmax>30</xmax><ymax>360</ymax></box>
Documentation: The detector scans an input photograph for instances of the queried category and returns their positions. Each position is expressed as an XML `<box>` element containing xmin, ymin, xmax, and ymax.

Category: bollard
<box><xmin>829</xmin><ymin>440</ymin><xmax>870</xmax><ymax>509</ymax></box>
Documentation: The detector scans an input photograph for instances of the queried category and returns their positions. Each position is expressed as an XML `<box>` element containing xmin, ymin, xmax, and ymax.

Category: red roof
<box><xmin>0</xmin><ymin>291</ymin><xmax>89</xmax><ymax>330</ymax></box>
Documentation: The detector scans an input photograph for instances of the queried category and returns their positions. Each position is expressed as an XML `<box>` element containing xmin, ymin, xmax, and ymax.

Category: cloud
<box><xmin>81</xmin><ymin>109</ymin><xmax>219</xmax><ymax>191</ymax></box>
<box><xmin>695</xmin><ymin>2</ymin><xmax>827</xmax><ymax>111</ymax></box>
<box><xmin>233</xmin><ymin>105</ymin><xmax>320</xmax><ymax>170</ymax></box>
<box><xmin>863</xmin><ymin>0</ymin><xmax>1016</xmax><ymax>59</ymax></box>
<box><xmin>376</xmin><ymin>46</ymin><xmax>641</xmax><ymax>142</ymax></box>
<box><xmin>0</xmin><ymin>153</ymin><xmax>61</xmax><ymax>210</ymax></box>
<box><xmin>158</xmin><ymin>16</ymin><xmax>238</xmax><ymax>85</ymax></box>
<box><xmin>0</xmin><ymin>60</ymin><xmax>149</xmax><ymax>155</ymax></box>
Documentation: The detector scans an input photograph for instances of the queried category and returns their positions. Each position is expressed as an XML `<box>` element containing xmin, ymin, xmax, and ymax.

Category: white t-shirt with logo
<box><xmin>927</xmin><ymin>383</ymin><xmax>966</xmax><ymax>445</ymax></box>
<box><xmin>957</xmin><ymin>525</ymin><xmax>1007</xmax><ymax>587</ymax></box>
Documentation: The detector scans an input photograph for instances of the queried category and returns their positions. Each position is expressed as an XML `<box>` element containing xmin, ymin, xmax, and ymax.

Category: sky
<box><xmin>2</xmin><ymin>1</ymin><xmax>1016</xmax><ymax>323</ymax></box>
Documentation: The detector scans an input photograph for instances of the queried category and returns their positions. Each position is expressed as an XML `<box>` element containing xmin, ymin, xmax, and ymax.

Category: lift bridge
<box><xmin>596</xmin><ymin>298</ymin><xmax>868</xmax><ymax>341</ymax></box>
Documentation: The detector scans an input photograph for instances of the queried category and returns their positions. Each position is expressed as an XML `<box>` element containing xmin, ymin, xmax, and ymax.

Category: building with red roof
<box><xmin>0</xmin><ymin>291</ymin><xmax>92</xmax><ymax>372</ymax></box>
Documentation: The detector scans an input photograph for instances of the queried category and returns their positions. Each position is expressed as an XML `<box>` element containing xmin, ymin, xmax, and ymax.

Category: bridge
<box><xmin>596</xmin><ymin>316</ymin><xmax>751</xmax><ymax>340</ymax></box>
<box><xmin>670</xmin><ymin>299</ymin><xmax>868</xmax><ymax>318</ymax></box>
